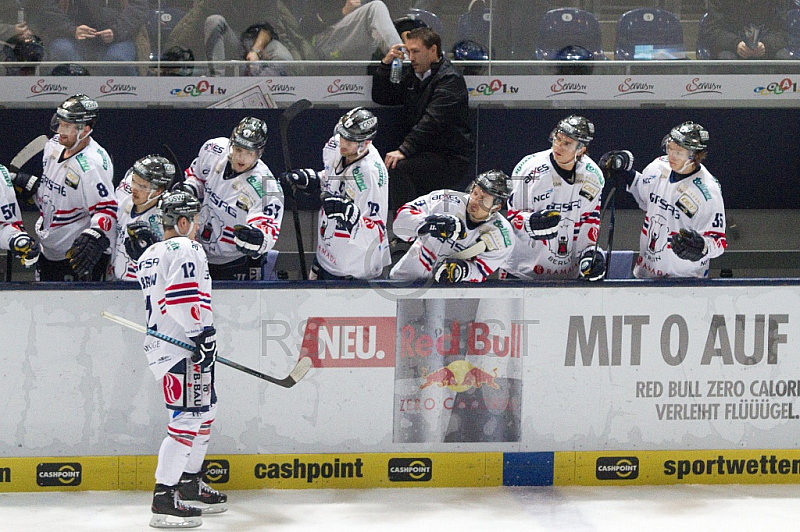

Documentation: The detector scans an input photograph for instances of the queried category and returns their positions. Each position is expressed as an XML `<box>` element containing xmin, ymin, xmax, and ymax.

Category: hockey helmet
<box><xmin>10</xmin><ymin>34</ymin><xmax>44</xmax><ymax>63</ymax></box>
<box><xmin>551</xmin><ymin>115</ymin><xmax>594</xmax><ymax>145</ymax></box>
<box><xmin>662</xmin><ymin>121</ymin><xmax>709</xmax><ymax>153</ymax></box>
<box><xmin>55</xmin><ymin>94</ymin><xmax>99</xmax><ymax>126</ymax></box>
<box><xmin>230</xmin><ymin>116</ymin><xmax>268</xmax><ymax>152</ymax></box>
<box><xmin>133</xmin><ymin>155</ymin><xmax>176</xmax><ymax>190</ymax></box>
<box><xmin>470</xmin><ymin>169</ymin><xmax>511</xmax><ymax>206</ymax></box>
<box><xmin>159</xmin><ymin>191</ymin><xmax>201</xmax><ymax>227</ymax></box>
<box><xmin>453</xmin><ymin>39</ymin><xmax>489</xmax><ymax>61</ymax></box>
<box><xmin>336</xmin><ymin>107</ymin><xmax>378</xmax><ymax>143</ymax></box>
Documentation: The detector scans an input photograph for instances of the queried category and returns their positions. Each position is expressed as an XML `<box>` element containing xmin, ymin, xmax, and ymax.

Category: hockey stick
<box><xmin>100</xmin><ymin>311</ymin><xmax>311</xmax><ymax>388</ymax></box>
<box><xmin>588</xmin><ymin>184</ymin><xmax>617</xmax><ymax>280</ymax></box>
<box><xmin>279</xmin><ymin>99</ymin><xmax>313</xmax><ymax>280</ymax></box>
<box><xmin>161</xmin><ymin>143</ymin><xmax>184</xmax><ymax>188</ymax></box>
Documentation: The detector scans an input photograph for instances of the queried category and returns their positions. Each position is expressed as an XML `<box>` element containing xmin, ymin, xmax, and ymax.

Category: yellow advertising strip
<box><xmin>555</xmin><ymin>450</ymin><xmax>800</xmax><ymax>486</ymax></box>
<box><xmin>0</xmin><ymin>456</ymin><xmax>119</xmax><ymax>492</ymax></box>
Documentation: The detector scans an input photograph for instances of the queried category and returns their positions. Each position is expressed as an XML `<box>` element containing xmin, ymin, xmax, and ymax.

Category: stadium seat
<box><xmin>456</xmin><ymin>6</ymin><xmax>491</xmax><ymax>49</ymax></box>
<box><xmin>408</xmin><ymin>8</ymin><xmax>444</xmax><ymax>36</ymax></box>
<box><xmin>695</xmin><ymin>12</ymin><xmax>712</xmax><ymax>60</ymax></box>
<box><xmin>781</xmin><ymin>9</ymin><xmax>800</xmax><ymax>58</ymax></box>
<box><xmin>614</xmin><ymin>8</ymin><xmax>686</xmax><ymax>60</ymax></box>
<box><xmin>147</xmin><ymin>8</ymin><xmax>186</xmax><ymax>58</ymax></box>
<box><xmin>535</xmin><ymin>8</ymin><xmax>607</xmax><ymax>60</ymax></box>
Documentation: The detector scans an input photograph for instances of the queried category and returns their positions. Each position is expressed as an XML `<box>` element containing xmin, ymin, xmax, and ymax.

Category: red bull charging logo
<box><xmin>420</xmin><ymin>361</ymin><xmax>499</xmax><ymax>392</ymax></box>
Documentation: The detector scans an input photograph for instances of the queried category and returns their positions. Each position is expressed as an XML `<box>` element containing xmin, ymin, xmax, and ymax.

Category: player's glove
<box><xmin>233</xmin><ymin>224</ymin><xmax>266</xmax><ymax>258</ymax></box>
<box><xmin>191</xmin><ymin>326</ymin><xmax>217</xmax><ymax>369</ymax></box>
<box><xmin>671</xmin><ymin>229</ymin><xmax>707</xmax><ymax>261</ymax></box>
<box><xmin>124</xmin><ymin>221</ymin><xmax>159</xmax><ymax>261</ymax></box>
<box><xmin>417</xmin><ymin>214</ymin><xmax>467</xmax><ymax>241</ymax></box>
<box><xmin>10</xmin><ymin>171</ymin><xmax>41</xmax><ymax>202</ymax></box>
<box><xmin>523</xmin><ymin>210</ymin><xmax>561</xmax><ymax>240</ymax></box>
<box><xmin>433</xmin><ymin>258</ymin><xmax>470</xmax><ymax>284</ymax></box>
<box><xmin>321</xmin><ymin>192</ymin><xmax>360</xmax><ymax>234</ymax></box>
<box><xmin>279</xmin><ymin>169</ymin><xmax>320</xmax><ymax>191</ymax></box>
<box><xmin>9</xmin><ymin>232</ymin><xmax>40</xmax><ymax>267</ymax></box>
<box><xmin>578</xmin><ymin>248</ymin><xmax>606</xmax><ymax>281</ymax></box>
<box><xmin>598</xmin><ymin>150</ymin><xmax>635</xmax><ymax>185</ymax></box>
<box><xmin>67</xmin><ymin>228</ymin><xmax>110</xmax><ymax>278</ymax></box>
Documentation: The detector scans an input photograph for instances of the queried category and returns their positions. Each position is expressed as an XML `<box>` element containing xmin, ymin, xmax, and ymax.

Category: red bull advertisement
<box><xmin>393</xmin><ymin>297</ymin><xmax>523</xmax><ymax>443</ymax></box>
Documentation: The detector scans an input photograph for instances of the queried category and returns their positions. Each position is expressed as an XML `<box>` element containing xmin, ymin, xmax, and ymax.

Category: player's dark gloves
<box><xmin>233</xmin><ymin>224</ymin><xmax>266</xmax><ymax>258</ymax></box>
<box><xmin>578</xmin><ymin>248</ymin><xmax>606</xmax><ymax>281</ymax></box>
<box><xmin>671</xmin><ymin>229</ymin><xmax>707</xmax><ymax>261</ymax></box>
<box><xmin>191</xmin><ymin>326</ymin><xmax>217</xmax><ymax>369</ymax></box>
<box><xmin>321</xmin><ymin>192</ymin><xmax>360</xmax><ymax>234</ymax></box>
<box><xmin>279</xmin><ymin>169</ymin><xmax>320</xmax><ymax>191</ymax></box>
<box><xmin>418</xmin><ymin>214</ymin><xmax>467</xmax><ymax>241</ymax></box>
<box><xmin>434</xmin><ymin>258</ymin><xmax>470</xmax><ymax>284</ymax></box>
<box><xmin>523</xmin><ymin>210</ymin><xmax>561</xmax><ymax>240</ymax></box>
<box><xmin>125</xmin><ymin>221</ymin><xmax>159</xmax><ymax>261</ymax></box>
<box><xmin>9</xmin><ymin>232</ymin><xmax>40</xmax><ymax>266</ymax></box>
<box><xmin>598</xmin><ymin>150</ymin><xmax>635</xmax><ymax>186</ymax></box>
<box><xmin>11</xmin><ymin>171</ymin><xmax>41</xmax><ymax>202</ymax></box>
<box><xmin>67</xmin><ymin>228</ymin><xmax>110</xmax><ymax>277</ymax></box>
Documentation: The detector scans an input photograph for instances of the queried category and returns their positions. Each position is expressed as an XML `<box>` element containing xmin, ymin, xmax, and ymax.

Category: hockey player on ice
<box><xmin>112</xmin><ymin>155</ymin><xmax>173</xmax><ymax>281</ymax></box>
<box><xmin>502</xmin><ymin>115</ymin><xmax>606</xmax><ymax>281</ymax></box>
<box><xmin>600</xmin><ymin>121</ymin><xmax>726</xmax><ymax>278</ymax></box>
<box><xmin>281</xmin><ymin>107</ymin><xmax>390</xmax><ymax>280</ymax></box>
<box><xmin>137</xmin><ymin>191</ymin><xmax>227</xmax><ymax>529</ymax></box>
<box><xmin>11</xmin><ymin>94</ymin><xmax>117</xmax><ymax>281</ymax></box>
<box><xmin>178</xmin><ymin>116</ymin><xmax>283</xmax><ymax>280</ymax></box>
<box><xmin>0</xmin><ymin>164</ymin><xmax>40</xmax><ymax>269</ymax></box>
<box><xmin>390</xmin><ymin>169</ymin><xmax>515</xmax><ymax>283</ymax></box>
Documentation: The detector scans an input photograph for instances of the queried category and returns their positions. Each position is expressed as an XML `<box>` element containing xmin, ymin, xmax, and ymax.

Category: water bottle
<box><xmin>390</xmin><ymin>58</ymin><xmax>402</xmax><ymax>84</ymax></box>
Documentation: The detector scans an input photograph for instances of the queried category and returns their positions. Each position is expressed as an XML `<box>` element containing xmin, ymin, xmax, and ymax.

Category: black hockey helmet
<box><xmin>551</xmin><ymin>115</ymin><xmax>594</xmax><ymax>145</ymax></box>
<box><xmin>470</xmin><ymin>169</ymin><xmax>511</xmax><ymax>206</ymax></box>
<box><xmin>9</xmin><ymin>34</ymin><xmax>44</xmax><ymax>62</ymax></box>
<box><xmin>336</xmin><ymin>107</ymin><xmax>378</xmax><ymax>143</ymax></box>
<box><xmin>662</xmin><ymin>121</ymin><xmax>709</xmax><ymax>153</ymax></box>
<box><xmin>159</xmin><ymin>190</ymin><xmax>201</xmax><ymax>227</ymax></box>
<box><xmin>453</xmin><ymin>39</ymin><xmax>488</xmax><ymax>61</ymax></box>
<box><xmin>55</xmin><ymin>94</ymin><xmax>99</xmax><ymax>126</ymax></box>
<box><xmin>230</xmin><ymin>116</ymin><xmax>268</xmax><ymax>152</ymax></box>
<box><xmin>133</xmin><ymin>154</ymin><xmax>176</xmax><ymax>190</ymax></box>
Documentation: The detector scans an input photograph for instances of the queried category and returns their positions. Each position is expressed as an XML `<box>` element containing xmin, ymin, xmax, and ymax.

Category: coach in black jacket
<box><xmin>373</xmin><ymin>27</ymin><xmax>474</xmax><ymax>211</ymax></box>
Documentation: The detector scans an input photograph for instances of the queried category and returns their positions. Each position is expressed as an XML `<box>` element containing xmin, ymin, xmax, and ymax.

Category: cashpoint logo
<box><xmin>36</xmin><ymin>463</ymin><xmax>82</xmax><ymax>486</ymax></box>
<box><xmin>203</xmin><ymin>460</ymin><xmax>230</xmax><ymax>484</ymax></box>
<box><xmin>595</xmin><ymin>457</ymin><xmax>639</xmax><ymax>480</ymax></box>
<box><xmin>388</xmin><ymin>458</ymin><xmax>433</xmax><ymax>482</ymax></box>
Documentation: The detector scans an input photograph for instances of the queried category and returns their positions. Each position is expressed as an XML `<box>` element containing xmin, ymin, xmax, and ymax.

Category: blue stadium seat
<box><xmin>536</xmin><ymin>8</ymin><xmax>607</xmax><ymax>60</ymax></box>
<box><xmin>147</xmin><ymin>8</ymin><xmax>186</xmax><ymax>57</ymax></box>
<box><xmin>408</xmin><ymin>8</ymin><xmax>444</xmax><ymax>36</ymax></box>
<box><xmin>782</xmin><ymin>9</ymin><xmax>800</xmax><ymax>58</ymax></box>
<box><xmin>457</xmin><ymin>6</ymin><xmax>491</xmax><ymax>48</ymax></box>
<box><xmin>696</xmin><ymin>12</ymin><xmax>712</xmax><ymax>60</ymax></box>
<box><xmin>614</xmin><ymin>8</ymin><xmax>686</xmax><ymax>60</ymax></box>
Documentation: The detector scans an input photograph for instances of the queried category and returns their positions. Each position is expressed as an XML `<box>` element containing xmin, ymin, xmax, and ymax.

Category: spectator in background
<box><xmin>699</xmin><ymin>0</ymin><xmax>792</xmax><ymax>59</ymax></box>
<box><xmin>1</xmin><ymin>0</ymin><xmax>43</xmax><ymax>75</ymax></box>
<box><xmin>206</xmin><ymin>18</ymin><xmax>292</xmax><ymax>76</ymax></box>
<box><xmin>36</xmin><ymin>0</ymin><xmax>148</xmax><ymax>76</ymax></box>
<box><xmin>372</xmin><ymin>27</ymin><xmax>474</xmax><ymax>212</ymax></box>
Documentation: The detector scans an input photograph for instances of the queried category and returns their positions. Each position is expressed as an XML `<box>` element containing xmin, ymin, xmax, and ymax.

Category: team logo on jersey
<box><xmin>163</xmin><ymin>373</ymin><xmax>183</xmax><ymax>404</ymax></box>
<box><xmin>190</xmin><ymin>305</ymin><xmax>201</xmax><ymax>322</ymax></box>
<box><xmin>98</xmin><ymin>215</ymin><xmax>112</xmax><ymax>232</ymax></box>
<box><xmin>579</xmin><ymin>182</ymin><xmax>600</xmax><ymax>201</ymax></box>
<box><xmin>547</xmin><ymin>220</ymin><xmax>574</xmax><ymax>258</ymax></box>
<box><xmin>645</xmin><ymin>214</ymin><xmax>669</xmax><ymax>253</ymax></box>
<box><xmin>236</xmin><ymin>194</ymin><xmax>253</xmax><ymax>212</ymax></box>
<box><xmin>675</xmin><ymin>195</ymin><xmax>698</xmax><ymax>218</ymax></box>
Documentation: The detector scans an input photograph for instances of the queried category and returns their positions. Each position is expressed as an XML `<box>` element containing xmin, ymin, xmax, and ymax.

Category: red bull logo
<box><xmin>420</xmin><ymin>361</ymin><xmax>499</xmax><ymax>392</ymax></box>
<box><xmin>400</xmin><ymin>321</ymin><xmax>522</xmax><ymax>358</ymax></box>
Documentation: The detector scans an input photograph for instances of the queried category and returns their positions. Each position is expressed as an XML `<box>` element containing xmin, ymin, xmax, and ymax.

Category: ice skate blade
<box><xmin>185</xmin><ymin>502</ymin><xmax>228</xmax><ymax>515</ymax></box>
<box><xmin>149</xmin><ymin>513</ymin><xmax>203</xmax><ymax>528</ymax></box>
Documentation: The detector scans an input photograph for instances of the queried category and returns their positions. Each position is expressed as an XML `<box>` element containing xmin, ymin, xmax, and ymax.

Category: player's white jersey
<box><xmin>316</xmin><ymin>135</ymin><xmax>390</xmax><ymax>279</ymax></box>
<box><xmin>0</xmin><ymin>165</ymin><xmax>26</xmax><ymax>250</ymax></box>
<box><xmin>184</xmin><ymin>138</ymin><xmax>283</xmax><ymax>265</ymax></box>
<box><xmin>390</xmin><ymin>190</ymin><xmax>514</xmax><ymax>282</ymax></box>
<box><xmin>137</xmin><ymin>236</ymin><xmax>213</xmax><ymax>379</ymax></box>
<box><xmin>112</xmin><ymin>195</ymin><xmax>164</xmax><ymax>281</ymax></box>
<box><xmin>504</xmin><ymin>150</ymin><xmax>603</xmax><ymax>279</ymax></box>
<box><xmin>628</xmin><ymin>156</ymin><xmax>726</xmax><ymax>278</ymax></box>
<box><xmin>34</xmin><ymin>136</ymin><xmax>117</xmax><ymax>261</ymax></box>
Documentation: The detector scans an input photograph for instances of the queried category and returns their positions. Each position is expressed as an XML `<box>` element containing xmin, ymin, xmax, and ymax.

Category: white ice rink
<box><xmin>1</xmin><ymin>484</ymin><xmax>798</xmax><ymax>531</ymax></box>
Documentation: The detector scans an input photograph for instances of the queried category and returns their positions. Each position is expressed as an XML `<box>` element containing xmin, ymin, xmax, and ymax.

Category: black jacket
<box><xmin>372</xmin><ymin>56</ymin><xmax>474</xmax><ymax>162</ymax></box>
<box><xmin>701</xmin><ymin>0</ymin><xmax>790</xmax><ymax>58</ymax></box>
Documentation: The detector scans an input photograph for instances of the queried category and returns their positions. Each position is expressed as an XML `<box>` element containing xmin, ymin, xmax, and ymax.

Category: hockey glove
<box><xmin>191</xmin><ymin>326</ymin><xmax>217</xmax><ymax>369</ymax></box>
<box><xmin>417</xmin><ymin>214</ymin><xmax>467</xmax><ymax>241</ymax></box>
<box><xmin>321</xmin><ymin>192</ymin><xmax>360</xmax><ymax>234</ymax></box>
<box><xmin>125</xmin><ymin>221</ymin><xmax>159</xmax><ymax>261</ymax></box>
<box><xmin>67</xmin><ymin>228</ymin><xmax>110</xmax><ymax>277</ymax></box>
<box><xmin>233</xmin><ymin>224</ymin><xmax>266</xmax><ymax>258</ymax></box>
<box><xmin>578</xmin><ymin>248</ymin><xmax>606</xmax><ymax>281</ymax></box>
<box><xmin>10</xmin><ymin>171</ymin><xmax>41</xmax><ymax>203</ymax></box>
<box><xmin>671</xmin><ymin>229</ymin><xmax>707</xmax><ymax>261</ymax></box>
<box><xmin>598</xmin><ymin>150</ymin><xmax>635</xmax><ymax>186</ymax></box>
<box><xmin>9</xmin><ymin>232</ymin><xmax>40</xmax><ymax>267</ymax></box>
<box><xmin>523</xmin><ymin>210</ymin><xmax>561</xmax><ymax>240</ymax></box>
<box><xmin>279</xmin><ymin>169</ymin><xmax>320</xmax><ymax>191</ymax></box>
<box><xmin>434</xmin><ymin>258</ymin><xmax>470</xmax><ymax>284</ymax></box>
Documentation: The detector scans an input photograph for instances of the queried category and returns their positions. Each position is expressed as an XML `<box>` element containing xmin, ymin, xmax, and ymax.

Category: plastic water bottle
<box><xmin>390</xmin><ymin>58</ymin><xmax>402</xmax><ymax>84</ymax></box>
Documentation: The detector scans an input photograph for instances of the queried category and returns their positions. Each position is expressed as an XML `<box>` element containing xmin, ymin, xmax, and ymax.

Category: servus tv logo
<box><xmin>468</xmin><ymin>79</ymin><xmax>519</xmax><ymax>96</ymax></box>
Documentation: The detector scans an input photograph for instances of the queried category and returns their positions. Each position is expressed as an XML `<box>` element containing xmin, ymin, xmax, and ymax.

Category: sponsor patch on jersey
<box><xmin>374</xmin><ymin>161</ymin><xmax>387</xmax><ymax>187</ymax></box>
<box><xmin>0</xmin><ymin>166</ymin><xmax>10</xmax><ymax>188</ymax></box>
<box><xmin>98</xmin><ymin>215</ymin><xmax>112</xmax><ymax>232</ymax></box>
<box><xmin>491</xmin><ymin>219</ymin><xmax>512</xmax><ymax>247</ymax></box>
<box><xmin>579</xmin><ymin>182</ymin><xmax>600</xmax><ymax>201</ymax></box>
<box><xmin>65</xmin><ymin>168</ymin><xmax>81</xmax><ymax>189</ymax></box>
<box><xmin>588</xmin><ymin>225</ymin><xmax>599</xmax><ymax>243</ymax></box>
<box><xmin>246</xmin><ymin>175</ymin><xmax>265</xmax><ymax>198</ymax></box>
<box><xmin>76</xmin><ymin>153</ymin><xmax>90</xmax><ymax>172</ymax></box>
<box><xmin>676</xmin><ymin>194</ymin><xmax>698</xmax><ymax>218</ymax></box>
<box><xmin>163</xmin><ymin>372</ymin><xmax>183</xmax><ymax>405</ymax></box>
<box><xmin>352</xmin><ymin>167</ymin><xmax>366</xmax><ymax>192</ymax></box>
<box><xmin>692</xmin><ymin>177</ymin><xmax>712</xmax><ymax>200</ymax></box>
<box><xmin>190</xmin><ymin>304</ymin><xmax>201</xmax><ymax>322</ymax></box>
<box><xmin>236</xmin><ymin>194</ymin><xmax>253</xmax><ymax>212</ymax></box>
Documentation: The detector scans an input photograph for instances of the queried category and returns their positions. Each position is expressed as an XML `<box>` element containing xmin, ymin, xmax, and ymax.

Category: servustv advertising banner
<box><xmin>0</xmin><ymin>283</ymin><xmax>797</xmax><ymax>458</ymax></box>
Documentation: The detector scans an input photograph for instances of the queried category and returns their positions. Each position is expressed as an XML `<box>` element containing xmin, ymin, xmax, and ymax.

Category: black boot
<box><xmin>150</xmin><ymin>483</ymin><xmax>202</xmax><ymax>528</ymax></box>
<box><xmin>177</xmin><ymin>472</ymin><xmax>228</xmax><ymax>514</ymax></box>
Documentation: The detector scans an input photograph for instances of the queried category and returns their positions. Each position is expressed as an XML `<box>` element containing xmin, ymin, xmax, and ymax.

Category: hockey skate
<box><xmin>150</xmin><ymin>483</ymin><xmax>202</xmax><ymax>529</ymax></box>
<box><xmin>177</xmin><ymin>472</ymin><xmax>228</xmax><ymax>515</ymax></box>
